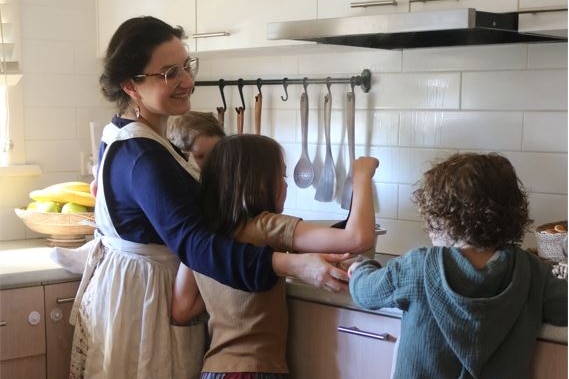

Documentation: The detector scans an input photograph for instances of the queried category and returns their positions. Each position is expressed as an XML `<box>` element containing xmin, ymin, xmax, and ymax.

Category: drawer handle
<box><xmin>192</xmin><ymin>32</ymin><xmax>230</xmax><ymax>39</ymax></box>
<box><xmin>56</xmin><ymin>297</ymin><xmax>75</xmax><ymax>304</ymax></box>
<box><xmin>0</xmin><ymin>321</ymin><xmax>6</xmax><ymax>327</ymax></box>
<box><xmin>350</xmin><ymin>1</ymin><xmax>397</xmax><ymax>7</ymax></box>
<box><xmin>337</xmin><ymin>325</ymin><xmax>395</xmax><ymax>341</ymax></box>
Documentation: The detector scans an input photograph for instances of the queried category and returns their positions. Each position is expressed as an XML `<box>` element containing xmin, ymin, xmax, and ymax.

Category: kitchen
<box><xmin>0</xmin><ymin>0</ymin><xmax>567</xmax><ymax>378</ymax></box>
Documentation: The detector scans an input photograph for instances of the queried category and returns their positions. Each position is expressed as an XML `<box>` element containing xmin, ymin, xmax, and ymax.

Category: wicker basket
<box><xmin>535</xmin><ymin>221</ymin><xmax>568</xmax><ymax>262</ymax></box>
<box><xmin>15</xmin><ymin>208</ymin><xmax>95</xmax><ymax>247</ymax></box>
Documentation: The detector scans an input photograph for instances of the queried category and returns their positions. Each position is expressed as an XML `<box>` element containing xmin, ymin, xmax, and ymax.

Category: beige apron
<box><xmin>69</xmin><ymin>122</ymin><xmax>205</xmax><ymax>379</ymax></box>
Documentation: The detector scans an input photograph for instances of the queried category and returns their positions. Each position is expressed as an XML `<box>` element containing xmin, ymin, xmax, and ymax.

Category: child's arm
<box><xmin>171</xmin><ymin>263</ymin><xmax>206</xmax><ymax>325</ymax></box>
<box><xmin>292</xmin><ymin>156</ymin><xmax>379</xmax><ymax>254</ymax></box>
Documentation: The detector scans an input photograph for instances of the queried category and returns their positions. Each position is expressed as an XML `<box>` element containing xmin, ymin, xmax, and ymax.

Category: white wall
<box><xmin>0</xmin><ymin>0</ymin><xmax>566</xmax><ymax>256</ymax></box>
<box><xmin>191</xmin><ymin>43</ymin><xmax>568</xmax><ymax>255</ymax></box>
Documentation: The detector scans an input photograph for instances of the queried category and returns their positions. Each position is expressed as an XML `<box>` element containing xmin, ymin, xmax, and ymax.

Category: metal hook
<box><xmin>280</xmin><ymin>77</ymin><xmax>289</xmax><ymax>101</ymax></box>
<box><xmin>256</xmin><ymin>78</ymin><xmax>263</xmax><ymax>95</ymax></box>
<box><xmin>350</xmin><ymin>76</ymin><xmax>357</xmax><ymax>93</ymax></box>
<box><xmin>237</xmin><ymin>78</ymin><xmax>246</xmax><ymax>110</ymax></box>
<box><xmin>326</xmin><ymin>77</ymin><xmax>332</xmax><ymax>95</ymax></box>
<box><xmin>302</xmin><ymin>77</ymin><xmax>309</xmax><ymax>93</ymax></box>
<box><xmin>218</xmin><ymin>79</ymin><xmax>227</xmax><ymax>111</ymax></box>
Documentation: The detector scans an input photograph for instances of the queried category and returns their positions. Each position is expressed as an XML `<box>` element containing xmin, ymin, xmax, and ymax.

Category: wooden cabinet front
<box><xmin>44</xmin><ymin>281</ymin><xmax>80</xmax><ymax>379</ymax></box>
<box><xmin>287</xmin><ymin>299</ymin><xmax>401</xmax><ymax>379</ymax></box>
<box><xmin>0</xmin><ymin>286</ymin><xmax>46</xmax><ymax>379</ymax></box>
<box><xmin>530</xmin><ymin>340</ymin><xmax>568</xmax><ymax>379</ymax></box>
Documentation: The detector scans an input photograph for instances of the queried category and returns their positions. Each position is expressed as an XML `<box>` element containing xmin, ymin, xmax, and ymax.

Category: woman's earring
<box><xmin>134</xmin><ymin>105</ymin><xmax>141</xmax><ymax>119</ymax></box>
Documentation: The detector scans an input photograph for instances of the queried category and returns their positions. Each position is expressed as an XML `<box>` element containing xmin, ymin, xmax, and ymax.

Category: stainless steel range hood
<box><xmin>267</xmin><ymin>8</ymin><xmax>567</xmax><ymax>50</ymax></box>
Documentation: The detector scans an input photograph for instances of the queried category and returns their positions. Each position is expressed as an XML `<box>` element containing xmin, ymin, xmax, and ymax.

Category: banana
<box><xmin>45</xmin><ymin>181</ymin><xmax>91</xmax><ymax>193</ymax></box>
<box><xmin>30</xmin><ymin>182</ymin><xmax>95</xmax><ymax>208</ymax></box>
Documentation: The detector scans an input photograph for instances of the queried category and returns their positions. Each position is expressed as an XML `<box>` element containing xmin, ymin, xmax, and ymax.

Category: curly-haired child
<box><xmin>349</xmin><ymin>152</ymin><xmax>567</xmax><ymax>379</ymax></box>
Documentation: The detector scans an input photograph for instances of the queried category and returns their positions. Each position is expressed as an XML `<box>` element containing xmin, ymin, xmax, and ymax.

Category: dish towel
<box><xmin>49</xmin><ymin>239</ymin><xmax>94</xmax><ymax>274</ymax></box>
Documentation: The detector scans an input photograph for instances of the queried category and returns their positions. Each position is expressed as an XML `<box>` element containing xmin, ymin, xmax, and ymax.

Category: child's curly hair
<box><xmin>411</xmin><ymin>152</ymin><xmax>532</xmax><ymax>249</ymax></box>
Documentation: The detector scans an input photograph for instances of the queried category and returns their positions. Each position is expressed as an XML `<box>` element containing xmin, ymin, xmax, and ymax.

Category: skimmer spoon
<box><xmin>293</xmin><ymin>90</ymin><xmax>314</xmax><ymax>188</ymax></box>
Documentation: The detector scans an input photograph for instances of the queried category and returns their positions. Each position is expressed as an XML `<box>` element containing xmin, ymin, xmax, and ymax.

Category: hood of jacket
<box><xmin>424</xmin><ymin>246</ymin><xmax>530</xmax><ymax>378</ymax></box>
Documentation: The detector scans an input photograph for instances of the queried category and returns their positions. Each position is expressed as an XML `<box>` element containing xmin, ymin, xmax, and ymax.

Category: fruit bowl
<box><xmin>15</xmin><ymin>208</ymin><xmax>96</xmax><ymax>247</ymax></box>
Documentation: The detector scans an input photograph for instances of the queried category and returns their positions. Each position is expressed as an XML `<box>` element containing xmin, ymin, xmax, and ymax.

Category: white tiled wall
<box><xmin>0</xmin><ymin>1</ymin><xmax>566</xmax><ymax>257</ymax></box>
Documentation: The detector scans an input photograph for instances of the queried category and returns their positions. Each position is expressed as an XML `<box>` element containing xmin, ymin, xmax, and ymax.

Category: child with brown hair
<box><xmin>172</xmin><ymin>134</ymin><xmax>379</xmax><ymax>379</ymax></box>
<box><xmin>349</xmin><ymin>152</ymin><xmax>568</xmax><ymax>379</ymax></box>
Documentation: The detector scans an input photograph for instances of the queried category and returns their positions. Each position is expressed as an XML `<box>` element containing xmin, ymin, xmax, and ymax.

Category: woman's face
<box><xmin>134</xmin><ymin>38</ymin><xmax>194</xmax><ymax>122</ymax></box>
<box><xmin>190</xmin><ymin>135</ymin><xmax>222</xmax><ymax>169</ymax></box>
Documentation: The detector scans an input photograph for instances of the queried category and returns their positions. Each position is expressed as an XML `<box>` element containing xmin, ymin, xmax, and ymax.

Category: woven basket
<box><xmin>535</xmin><ymin>221</ymin><xmax>568</xmax><ymax>262</ymax></box>
<box><xmin>15</xmin><ymin>208</ymin><xmax>95</xmax><ymax>247</ymax></box>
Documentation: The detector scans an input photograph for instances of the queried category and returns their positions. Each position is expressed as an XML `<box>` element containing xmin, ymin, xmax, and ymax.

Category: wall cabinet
<box><xmin>409</xmin><ymin>0</ymin><xmax>519</xmax><ymax>13</ymax></box>
<box><xmin>287</xmin><ymin>299</ymin><xmax>401</xmax><ymax>379</ymax></box>
<box><xmin>96</xmin><ymin>0</ymin><xmax>196</xmax><ymax>57</ymax></box>
<box><xmin>318</xmin><ymin>0</ymin><xmax>567</xmax><ymax>18</ymax></box>
<box><xmin>318</xmin><ymin>0</ymin><xmax>410</xmax><ymax>19</ymax></box>
<box><xmin>194</xmin><ymin>0</ymin><xmax>316</xmax><ymax>52</ymax></box>
<box><xmin>97</xmin><ymin>0</ymin><xmax>316</xmax><ymax>55</ymax></box>
<box><xmin>0</xmin><ymin>281</ymin><xmax>80</xmax><ymax>379</ymax></box>
<box><xmin>519</xmin><ymin>0</ymin><xmax>568</xmax><ymax>10</ymax></box>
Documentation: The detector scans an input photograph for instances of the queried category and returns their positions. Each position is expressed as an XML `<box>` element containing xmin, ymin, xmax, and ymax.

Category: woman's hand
<box><xmin>272</xmin><ymin>252</ymin><xmax>351</xmax><ymax>292</ymax></box>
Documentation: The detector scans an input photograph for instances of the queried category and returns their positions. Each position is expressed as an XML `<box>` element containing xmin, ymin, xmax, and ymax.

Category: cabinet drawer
<box><xmin>45</xmin><ymin>281</ymin><xmax>80</xmax><ymax>379</ymax></box>
<box><xmin>0</xmin><ymin>286</ymin><xmax>46</xmax><ymax>360</ymax></box>
<box><xmin>288</xmin><ymin>299</ymin><xmax>401</xmax><ymax>379</ymax></box>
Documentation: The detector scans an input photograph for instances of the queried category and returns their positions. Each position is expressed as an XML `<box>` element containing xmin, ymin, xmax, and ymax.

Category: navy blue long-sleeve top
<box><xmin>97</xmin><ymin>116</ymin><xmax>277</xmax><ymax>291</ymax></box>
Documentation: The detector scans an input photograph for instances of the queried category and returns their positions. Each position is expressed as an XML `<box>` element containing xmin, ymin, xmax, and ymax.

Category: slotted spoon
<box><xmin>314</xmin><ymin>91</ymin><xmax>335</xmax><ymax>202</ymax></box>
<box><xmin>293</xmin><ymin>92</ymin><xmax>314</xmax><ymax>188</ymax></box>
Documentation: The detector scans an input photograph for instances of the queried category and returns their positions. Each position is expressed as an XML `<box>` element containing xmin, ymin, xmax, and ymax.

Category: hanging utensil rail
<box><xmin>195</xmin><ymin>69</ymin><xmax>372</xmax><ymax>103</ymax></box>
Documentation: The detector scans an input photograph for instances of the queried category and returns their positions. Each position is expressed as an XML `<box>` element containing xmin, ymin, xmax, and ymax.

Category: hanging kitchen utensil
<box><xmin>314</xmin><ymin>79</ymin><xmax>335</xmax><ymax>202</ymax></box>
<box><xmin>236</xmin><ymin>79</ymin><xmax>245</xmax><ymax>134</ymax></box>
<box><xmin>255</xmin><ymin>79</ymin><xmax>262</xmax><ymax>134</ymax></box>
<box><xmin>217</xmin><ymin>107</ymin><xmax>225</xmax><ymax>127</ymax></box>
<box><xmin>341</xmin><ymin>78</ymin><xmax>356</xmax><ymax>210</ymax></box>
<box><xmin>217</xmin><ymin>79</ymin><xmax>226</xmax><ymax>127</ymax></box>
<box><xmin>236</xmin><ymin>107</ymin><xmax>244</xmax><ymax>134</ymax></box>
<box><xmin>293</xmin><ymin>78</ymin><xmax>315</xmax><ymax>188</ymax></box>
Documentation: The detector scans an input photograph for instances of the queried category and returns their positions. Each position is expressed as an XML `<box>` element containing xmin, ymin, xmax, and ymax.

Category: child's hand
<box><xmin>352</xmin><ymin>156</ymin><xmax>379</xmax><ymax>179</ymax></box>
<box><xmin>347</xmin><ymin>255</ymin><xmax>369</xmax><ymax>278</ymax></box>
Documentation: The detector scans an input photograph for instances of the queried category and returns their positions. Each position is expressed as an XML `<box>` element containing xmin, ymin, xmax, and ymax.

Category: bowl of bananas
<box><xmin>15</xmin><ymin>181</ymin><xmax>96</xmax><ymax>247</ymax></box>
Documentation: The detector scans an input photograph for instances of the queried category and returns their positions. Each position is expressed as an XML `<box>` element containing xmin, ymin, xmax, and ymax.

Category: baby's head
<box><xmin>167</xmin><ymin>111</ymin><xmax>225</xmax><ymax>168</ymax></box>
<box><xmin>412</xmin><ymin>152</ymin><xmax>531</xmax><ymax>249</ymax></box>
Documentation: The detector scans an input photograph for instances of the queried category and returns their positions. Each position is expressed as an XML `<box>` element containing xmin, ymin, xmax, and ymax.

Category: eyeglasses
<box><xmin>133</xmin><ymin>57</ymin><xmax>199</xmax><ymax>84</ymax></box>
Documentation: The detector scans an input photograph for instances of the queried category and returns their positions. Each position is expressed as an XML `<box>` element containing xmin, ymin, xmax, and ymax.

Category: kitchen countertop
<box><xmin>1</xmin><ymin>239</ymin><xmax>566</xmax><ymax>344</ymax></box>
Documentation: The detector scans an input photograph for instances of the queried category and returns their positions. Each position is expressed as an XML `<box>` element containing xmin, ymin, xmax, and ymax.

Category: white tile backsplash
<box><xmin>522</xmin><ymin>112</ymin><xmax>568</xmax><ymax>153</ymax></box>
<box><xmin>371</xmin><ymin>72</ymin><xmax>461</xmax><ymax>109</ymax></box>
<box><xmin>462</xmin><ymin>70</ymin><xmax>568</xmax><ymax>110</ymax></box>
<box><xmin>1</xmin><ymin>2</ymin><xmax>567</xmax><ymax>257</ymax></box>
<box><xmin>403</xmin><ymin>44</ymin><xmax>527</xmax><ymax>72</ymax></box>
<box><xmin>400</xmin><ymin>111</ymin><xmax>524</xmax><ymax>150</ymax></box>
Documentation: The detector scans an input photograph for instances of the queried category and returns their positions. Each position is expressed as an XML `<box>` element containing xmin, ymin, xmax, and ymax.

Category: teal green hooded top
<box><xmin>349</xmin><ymin>246</ymin><xmax>567</xmax><ymax>379</ymax></box>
